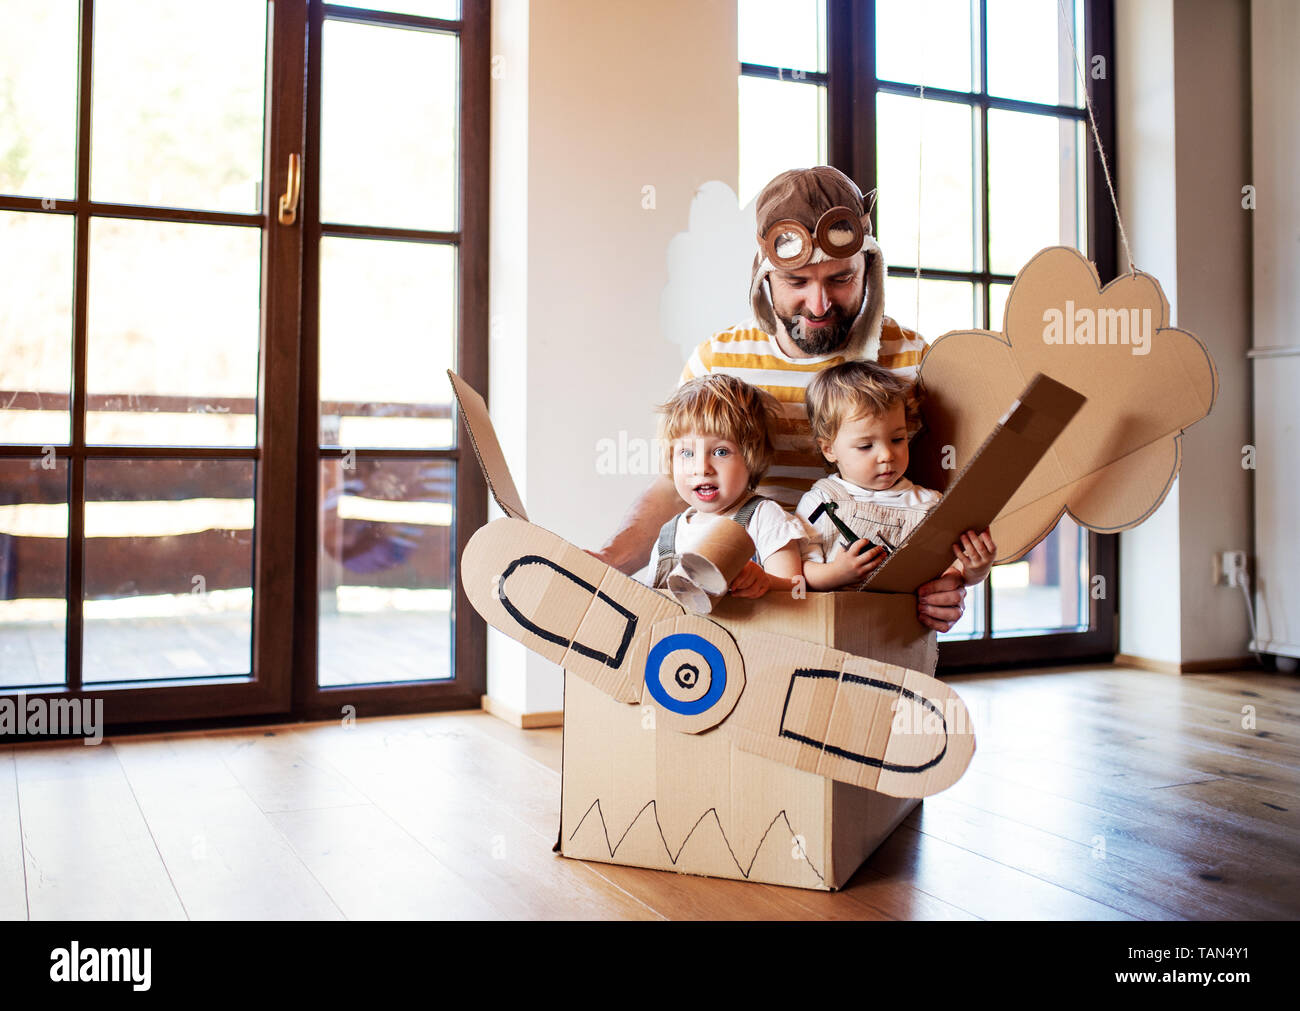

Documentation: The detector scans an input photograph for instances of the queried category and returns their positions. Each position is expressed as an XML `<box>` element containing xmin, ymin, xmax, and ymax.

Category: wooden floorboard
<box><xmin>941</xmin><ymin>765</ymin><xmax>1294</xmax><ymax>919</ymax></box>
<box><xmin>15</xmin><ymin>745</ymin><xmax>187</xmax><ymax>920</ymax></box>
<box><xmin>0</xmin><ymin>663</ymin><xmax>1295</xmax><ymax>919</ymax></box>
<box><xmin>109</xmin><ymin>734</ymin><xmax>347</xmax><ymax>920</ymax></box>
<box><xmin>275</xmin><ymin>719</ymin><xmax>661</xmax><ymax>920</ymax></box>
<box><xmin>0</xmin><ymin>749</ymin><xmax>27</xmax><ymax>920</ymax></box>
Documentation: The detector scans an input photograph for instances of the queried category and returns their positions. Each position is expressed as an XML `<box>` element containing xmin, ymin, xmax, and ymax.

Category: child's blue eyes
<box><xmin>677</xmin><ymin>447</ymin><xmax>732</xmax><ymax>458</ymax></box>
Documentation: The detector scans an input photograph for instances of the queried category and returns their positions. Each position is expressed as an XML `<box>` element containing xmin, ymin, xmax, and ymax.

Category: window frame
<box><xmin>294</xmin><ymin>0</ymin><xmax>488</xmax><ymax>720</ymax></box>
<box><xmin>0</xmin><ymin>0</ymin><xmax>303</xmax><ymax>724</ymax></box>
<box><xmin>0</xmin><ymin>0</ymin><xmax>489</xmax><ymax>733</ymax></box>
<box><xmin>744</xmin><ymin>0</ymin><xmax>1119</xmax><ymax>671</ymax></box>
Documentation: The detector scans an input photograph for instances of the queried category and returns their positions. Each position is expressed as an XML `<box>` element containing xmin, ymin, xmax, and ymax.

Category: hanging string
<box><xmin>1056</xmin><ymin>0</ymin><xmax>1135</xmax><ymax>274</ymax></box>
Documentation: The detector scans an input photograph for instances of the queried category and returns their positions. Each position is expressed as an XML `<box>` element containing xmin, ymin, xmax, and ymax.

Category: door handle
<box><xmin>277</xmin><ymin>152</ymin><xmax>301</xmax><ymax>226</ymax></box>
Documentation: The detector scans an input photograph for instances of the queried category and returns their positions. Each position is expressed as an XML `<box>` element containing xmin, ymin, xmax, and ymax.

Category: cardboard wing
<box><xmin>451</xmin><ymin>373</ymin><xmax>976</xmax><ymax>799</ymax></box>
<box><xmin>863</xmin><ymin>373</ymin><xmax>1086</xmax><ymax>593</ymax></box>
<box><xmin>905</xmin><ymin>246</ymin><xmax>1217</xmax><ymax>563</ymax></box>
<box><xmin>462</xmin><ymin>517</ymin><xmax>974</xmax><ymax>797</ymax></box>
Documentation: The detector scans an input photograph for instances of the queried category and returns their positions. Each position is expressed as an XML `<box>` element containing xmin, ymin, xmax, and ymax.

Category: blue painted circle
<box><xmin>644</xmin><ymin>632</ymin><xmax>726</xmax><ymax>716</ymax></box>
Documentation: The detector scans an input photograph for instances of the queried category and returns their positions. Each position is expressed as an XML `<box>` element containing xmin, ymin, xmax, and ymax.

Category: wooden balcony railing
<box><xmin>0</xmin><ymin>394</ymin><xmax>455</xmax><ymax>602</ymax></box>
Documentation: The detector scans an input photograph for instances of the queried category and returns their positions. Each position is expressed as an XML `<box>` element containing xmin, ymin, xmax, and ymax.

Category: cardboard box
<box><xmin>561</xmin><ymin>591</ymin><xmax>936</xmax><ymax>889</ymax></box>
<box><xmin>446</xmin><ymin>373</ymin><xmax>1034</xmax><ymax>890</ymax></box>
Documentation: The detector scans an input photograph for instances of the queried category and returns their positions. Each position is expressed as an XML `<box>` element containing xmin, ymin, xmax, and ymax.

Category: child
<box><xmin>798</xmin><ymin>360</ymin><xmax>996</xmax><ymax>591</ymax></box>
<box><xmin>647</xmin><ymin>374</ymin><xmax>819</xmax><ymax>599</ymax></box>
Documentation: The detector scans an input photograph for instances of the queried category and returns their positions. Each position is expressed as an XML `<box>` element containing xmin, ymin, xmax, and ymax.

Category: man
<box><xmin>592</xmin><ymin>165</ymin><xmax>966</xmax><ymax>632</ymax></box>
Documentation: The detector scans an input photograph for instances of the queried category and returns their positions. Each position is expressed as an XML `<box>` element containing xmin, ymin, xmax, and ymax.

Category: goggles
<box><xmin>760</xmin><ymin>206</ymin><xmax>866</xmax><ymax>270</ymax></box>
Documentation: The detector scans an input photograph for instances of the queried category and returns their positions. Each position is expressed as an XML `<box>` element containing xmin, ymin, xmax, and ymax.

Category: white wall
<box><xmin>487</xmin><ymin>0</ymin><xmax>739</xmax><ymax>713</ymax></box>
<box><xmin>1250</xmin><ymin>0</ymin><xmax>1300</xmax><ymax>657</ymax></box>
<box><xmin>1115</xmin><ymin>0</ymin><xmax>1254</xmax><ymax>665</ymax></box>
<box><xmin>486</xmin><ymin>0</ymin><xmax>533</xmax><ymax>710</ymax></box>
<box><xmin>1115</xmin><ymin>0</ymin><xmax>1182</xmax><ymax>663</ymax></box>
<box><xmin>1172</xmin><ymin>0</ymin><xmax>1253</xmax><ymax>661</ymax></box>
<box><xmin>1250</xmin><ymin>0</ymin><xmax>1300</xmax><ymax>345</ymax></box>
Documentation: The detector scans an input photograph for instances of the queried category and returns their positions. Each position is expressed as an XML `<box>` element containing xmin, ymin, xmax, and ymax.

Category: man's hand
<box><xmin>587</xmin><ymin>475</ymin><xmax>684</xmax><ymax>574</ymax></box>
<box><xmin>916</xmin><ymin>572</ymin><xmax>967</xmax><ymax>632</ymax></box>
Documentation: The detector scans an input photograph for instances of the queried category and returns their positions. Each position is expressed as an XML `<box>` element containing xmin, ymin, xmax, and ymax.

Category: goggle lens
<box><xmin>761</xmin><ymin>207</ymin><xmax>865</xmax><ymax>269</ymax></box>
<box><xmin>772</xmin><ymin>228</ymin><xmax>806</xmax><ymax>261</ymax></box>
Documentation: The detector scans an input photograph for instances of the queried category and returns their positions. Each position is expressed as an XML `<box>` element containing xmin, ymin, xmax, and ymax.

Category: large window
<box><xmin>0</xmin><ymin>0</ymin><xmax>488</xmax><ymax>727</ymax></box>
<box><xmin>738</xmin><ymin>0</ymin><xmax>828</xmax><ymax>206</ymax></box>
<box><xmin>738</xmin><ymin>0</ymin><xmax>1117</xmax><ymax>668</ymax></box>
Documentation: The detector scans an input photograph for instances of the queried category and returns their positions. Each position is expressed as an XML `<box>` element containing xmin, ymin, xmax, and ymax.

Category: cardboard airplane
<box><xmin>450</xmin><ymin>245</ymin><xmax>1217</xmax><ymax>890</ymax></box>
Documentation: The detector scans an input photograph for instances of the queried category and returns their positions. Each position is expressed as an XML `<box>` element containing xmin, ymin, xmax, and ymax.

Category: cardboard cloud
<box><xmin>907</xmin><ymin>245</ymin><xmax>1218</xmax><ymax>563</ymax></box>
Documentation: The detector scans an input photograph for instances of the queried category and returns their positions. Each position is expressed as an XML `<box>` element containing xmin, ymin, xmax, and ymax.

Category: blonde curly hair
<box><xmin>657</xmin><ymin>374</ymin><xmax>780</xmax><ymax>491</ymax></box>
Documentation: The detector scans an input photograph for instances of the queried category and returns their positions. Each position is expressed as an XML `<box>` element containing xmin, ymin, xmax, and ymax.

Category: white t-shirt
<box><xmin>811</xmin><ymin>474</ymin><xmax>941</xmax><ymax>509</ymax></box>
<box><xmin>646</xmin><ymin>499</ymin><xmax>820</xmax><ymax>585</ymax></box>
<box><xmin>796</xmin><ymin>474</ymin><xmax>942</xmax><ymax>562</ymax></box>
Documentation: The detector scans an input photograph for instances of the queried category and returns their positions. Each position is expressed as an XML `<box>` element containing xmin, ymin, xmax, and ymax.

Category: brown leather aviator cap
<box><xmin>749</xmin><ymin>165</ymin><xmax>887</xmax><ymax>361</ymax></box>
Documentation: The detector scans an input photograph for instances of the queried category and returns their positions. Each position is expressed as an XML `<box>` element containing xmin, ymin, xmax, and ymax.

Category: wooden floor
<box><xmin>1</xmin><ymin>663</ymin><xmax>1296</xmax><ymax>920</ymax></box>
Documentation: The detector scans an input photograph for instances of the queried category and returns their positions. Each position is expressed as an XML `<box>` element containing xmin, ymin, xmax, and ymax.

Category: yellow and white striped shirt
<box><xmin>678</xmin><ymin>316</ymin><xmax>928</xmax><ymax>507</ymax></box>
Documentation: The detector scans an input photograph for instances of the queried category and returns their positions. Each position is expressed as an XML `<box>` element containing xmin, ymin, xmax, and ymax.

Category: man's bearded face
<box><xmin>776</xmin><ymin>305</ymin><xmax>852</xmax><ymax>355</ymax></box>
<box><xmin>768</xmin><ymin>256</ymin><xmax>865</xmax><ymax>356</ymax></box>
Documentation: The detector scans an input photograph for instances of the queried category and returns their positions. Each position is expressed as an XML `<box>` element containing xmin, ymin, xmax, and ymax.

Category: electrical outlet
<box><xmin>1214</xmin><ymin>550</ymin><xmax>1248</xmax><ymax>587</ymax></box>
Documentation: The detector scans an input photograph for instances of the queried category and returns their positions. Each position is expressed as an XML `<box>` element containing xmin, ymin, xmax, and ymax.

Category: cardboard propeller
<box><xmin>450</xmin><ymin>370</ymin><xmax>981</xmax><ymax>799</ymax></box>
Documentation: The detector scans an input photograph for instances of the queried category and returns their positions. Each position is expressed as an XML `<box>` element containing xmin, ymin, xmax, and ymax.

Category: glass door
<box><xmin>1</xmin><ymin>0</ymin><xmax>487</xmax><ymax>728</ymax></box>
<box><xmin>294</xmin><ymin>1</ymin><xmax>487</xmax><ymax>719</ymax></box>
<box><xmin>0</xmin><ymin>0</ymin><xmax>304</xmax><ymax>722</ymax></box>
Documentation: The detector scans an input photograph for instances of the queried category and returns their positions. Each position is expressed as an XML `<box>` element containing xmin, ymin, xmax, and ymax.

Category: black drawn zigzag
<box><xmin>568</xmin><ymin>798</ymin><xmax>826</xmax><ymax>886</ymax></box>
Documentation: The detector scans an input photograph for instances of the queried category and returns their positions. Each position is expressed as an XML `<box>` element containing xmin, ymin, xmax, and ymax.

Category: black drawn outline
<box><xmin>779</xmin><ymin>667</ymin><xmax>949</xmax><ymax>773</ymax></box>
<box><xmin>498</xmin><ymin>555</ymin><xmax>637</xmax><ymax>668</ymax></box>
